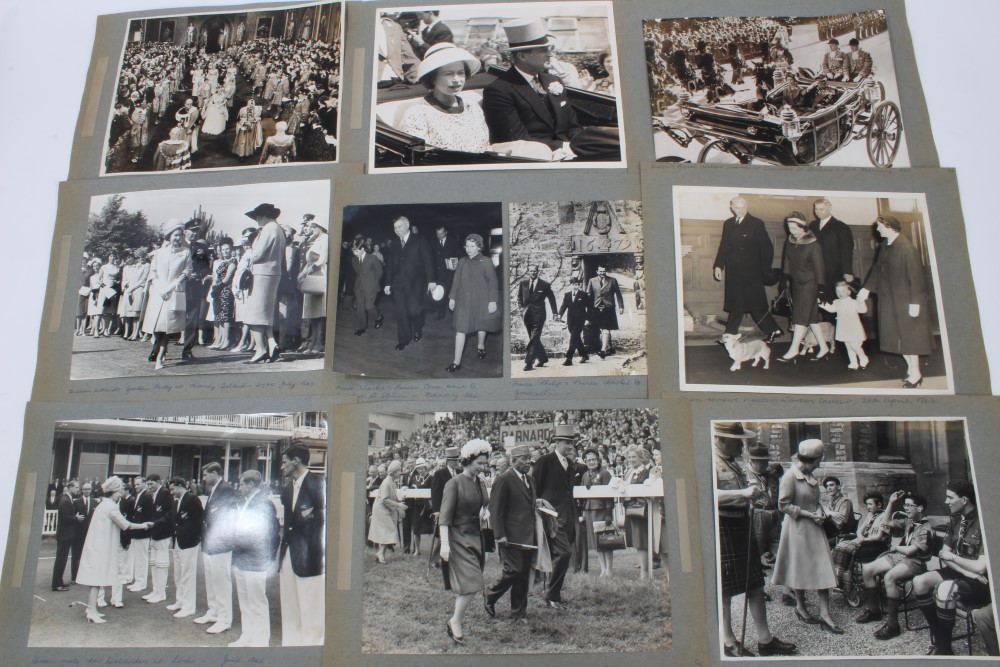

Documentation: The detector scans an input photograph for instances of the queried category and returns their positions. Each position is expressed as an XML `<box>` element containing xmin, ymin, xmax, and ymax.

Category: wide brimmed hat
<box><xmin>552</xmin><ymin>423</ymin><xmax>579</xmax><ymax>441</ymax></box>
<box><xmin>747</xmin><ymin>441</ymin><xmax>771</xmax><ymax>460</ymax></box>
<box><xmin>503</xmin><ymin>19</ymin><xmax>558</xmax><ymax>51</ymax></box>
<box><xmin>797</xmin><ymin>439</ymin><xmax>826</xmax><ymax>459</ymax></box>
<box><xmin>415</xmin><ymin>42</ymin><xmax>481</xmax><ymax>81</ymax></box>
<box><xmin>245</xmin><ymin>203</ymin><xmax>281</xmax><ymax>220</ymax></box>
<box><xmin>444</xmin><ymin>446</ymin><xmax>460</xmax><ymax>460</ymax></box>
<box><xmin>712</xmin><ymin>422</ymin><xmax>756</xmax><ymax>439</ymax></box>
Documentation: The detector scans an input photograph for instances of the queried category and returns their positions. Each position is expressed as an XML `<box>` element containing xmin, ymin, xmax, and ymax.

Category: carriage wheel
<box><xmin>866</xmin><ymin>101</ymin><xmax>902</xmax><ymax>168</ymax></box>
<box><xmin>697</xmin><ymin>139</ymin><xmax>746</xmax><ymax>164</ymax></box>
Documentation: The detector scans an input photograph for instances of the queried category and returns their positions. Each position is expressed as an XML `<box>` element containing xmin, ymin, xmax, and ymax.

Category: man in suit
<box><xmin>712</xmin><ymin>197</ymin><xmax>783</xmax><ymax>342</ymax></box>
<box><xmin>351</xmin><ymin>239</ymin><xmax>384</xmax><ymax>336</ymax></box>
<box><xmin>142</xmin><ymin>474</ymin><xmax>174</xmax><ymax>604</ymax></box>
<box><xmin>407</xmin><ymin>10</ymin><xmax>453</xmax><ymax>58</ymax></box>
<box><xmin>485</xmin><ymin>445</ymin><xmax>538</xmax><ymax>619</ymax></box>
<box><xmin>482</xmin><ymin>19</ymin><xmax>620</xmax><ymax>161</ymax></box>
<box><xmin>586</xmin><ymin>266</ymin><xmax>625</xmax><ymax>359</ymax></box>
<box><xmin>279</xmin><ymin>443</ymin><xmax>326</xmax><ymax>646</ymax></box>
<box><xmin>558</xmin><ymin>276</ymin><xmax>591</xmax><ymax>366</ymax></box>
<box><xmin>428</xmin><ymin>447</ymin><xmax>460</xmax><ymax>567</ymax></box>
<box><xmin>431</xmin><ymin>225</ymin><xmax>461</xmax><ymax>320</ymax></box>
<box><xmin>71</xmin><ymin>481</ymin><xmax>96</xmax><ymax>584</ymax></box>
<box><xmin>846</xmin><ymin>38</ymin><xmax>873</xmax><ymax>81</ymax></box>
<box><xmin>383</xmin><ymin>216</ymin><xmax>436</xmax><ymax>350</ymax></box>
<box><xmin>810</xmin><ymin>198</ymin><xmax>855</xmax><ymax>321</ymax></box>
<box><xmin>517</xmin><ymin>265</ymin><xmax>557</xmax><ymax>372</ymax></box>
<box><xmin>197</xmin><ymin>462</ymin><xmax>237</xmax><ymax>634</ymax></box>
<box><xmin>820</xmin><ymin>38</ymin><xmax>848</xmax><ymax>81</ymax></box>
<box><xmin>230</xmin><ymin>470</ymin><xmax>280</xmax><ymax>648</ymax></box>
<box><xmin>165</xmin><ymin>477</ymin><xmax>203</xmax><ymax>619</ymax></box>
<box><xmin>52</xmin><ymin>480</ymin><xmax>82</xmax><ymax>591</ymax></box>
<box><xmin>127</xmin><ymin>476</ymin><xmax>154</xmax><ymax>593</ymax></box>
<box><xmin>532</xmin><ymin>423</ymin><xmax>581</xmax><ymax>609</ymax></box>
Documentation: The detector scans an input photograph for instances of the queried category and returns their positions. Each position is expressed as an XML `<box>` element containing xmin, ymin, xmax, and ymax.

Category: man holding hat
<box><xmin>713</xmin><ymin>422</ymin><xmax>796</xmax><ymax>657</ymax></box>
<box><xmin>429</xmin><ymin>446</ymin><xmax>460</xmax><ymax>566</ymax></box>
<box><xmin>820</xmin><ymin>39</ymin><xmax>848</xmax><ymax>81</ymax></box>
<box><xmin>485</xmin><ymin>444</ymin><xmax>537</xmax><ymax>620</ymax></box>
<box><xmin>482</xmin><ymin>18</ymin><xmax>620</xmax><ymax>161</ymax></box>
<box><xmin>532</xmin><ymin>422</ymin><xmax>582</xmax><ymax>609</ymax></box>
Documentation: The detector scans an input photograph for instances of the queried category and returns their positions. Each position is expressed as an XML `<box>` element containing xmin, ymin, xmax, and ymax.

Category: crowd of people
<box><xmin>365</xmin><ymin>412</ymin><xmax>665</xmax><ymax>643</ymax></box>
<box><xmin>712</xmin><ymin>423</ymin><xmax>996</xmax><ymax>657</ymax></box>
<box><xmin>106</xmin><ymin>27</ymin><xmax>340</xmax><ymax>172</ymax></box>
<box><xmin>338</xmin><ymin>219</ymin><xmax>501</xmax><ymax>372</ymax></box>
<box><xmin>46</xmin><ymin>445</ymin><xmax>325</xmax><ymax>646</ymax></box>
<box><xmin>816</xmin><ymin>11</ymin><xmax>886</xmax><ymax>42</ymax></box>
<box><xmin>77</xmin><ymin>206</ymin><xmax>329</xmax><ymax>371</ymax></box>
<box><xmin>376</xmin><ymin>13</ymin><xmax>620</xmax><ymax>163</ymax></box>
<box><xmin>711</xmin><ymin>196</ymin><xmax>933</xmax><ymax>388</ymax></box>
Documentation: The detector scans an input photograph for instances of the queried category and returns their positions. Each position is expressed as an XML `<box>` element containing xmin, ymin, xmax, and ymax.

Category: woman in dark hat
<box><xmin>777</xmin><ymin>211</ymin><xmax>829</xmax><ymax>363</ymax></box>
<box><xmin>445</xmin><ymin>233</ymin><xmax>500</xmax><ymax>372</ymax></box>
<box><xmin>243</xmin><ymin>204</ymin><xmax>286</xmax><ymax>363</ymax></box>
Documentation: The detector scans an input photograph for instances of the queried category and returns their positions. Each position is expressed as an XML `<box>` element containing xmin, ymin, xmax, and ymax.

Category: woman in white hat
<box><xmin>399</xmin><ymin>42</ymin><xmax>492</xmax><ymax>153</ymax></box>
<box><xmin>142</xmin><ymin>221</ymin><xmax>192</xmax><ymax>370</ymax></box>
<box><xmin>771</xmin><ymin>438</ymin><xmax>844</xmax><ymax>634</ymax></box>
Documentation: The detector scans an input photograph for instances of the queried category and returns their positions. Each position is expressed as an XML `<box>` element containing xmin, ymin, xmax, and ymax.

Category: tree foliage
<box><xmin>84</xmin><ymin>194</ymin><xmax>160</xmax><ymax>261</ymax></box>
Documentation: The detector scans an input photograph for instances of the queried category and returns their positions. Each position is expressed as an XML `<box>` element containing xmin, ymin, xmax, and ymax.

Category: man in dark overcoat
<box><xmin>485</xmin><ymin>445</ymin><xmax>537</xmax><ymax>619</ymax></box>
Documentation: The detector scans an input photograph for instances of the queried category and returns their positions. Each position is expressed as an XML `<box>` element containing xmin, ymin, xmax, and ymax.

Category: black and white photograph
<box><xmin>371</xmin><ymin>2</ymin><xmax>625</xmax><ymax>173</ymax></box>
<box><xmin>643</xmin><ymin>11</ymin><xmax>909</xmax><ymax>167</ymax></box>
<box><xmin>709</xmin><ymin>418</ymin><xmax>997</xmax><ymax>658</ymax></box>
<box><xmin>71</xmin><ymin>181</ymin><xmax>330</xmax><ymax>380</ymax></box>
<box><xmin>675</xmin><ymin>186</ymin><xmax>952</xmax><ymax>394</ymax></box>
<box><xmin>101</xmin><ymin>1</ymin><xmax>342</xmax><ymax>175</ymax></box>
<box><xmin>30</xmin><ymin>411</ymin><xmax>328</xmax><ymax>647</ymax></box>
<box><xmin>363</xmin><ymin>408</ymin><xmax>670</xmax><ymax>653</ymax></box>
<box><xmin>508</xmin><ymin>201</ymin><xmax>646</xmax><ymax>377</ymax></box>
<box><xmin>332</xmin><ymin>202</ymin><xmax>504</xmax><ymax>378</ymax></box>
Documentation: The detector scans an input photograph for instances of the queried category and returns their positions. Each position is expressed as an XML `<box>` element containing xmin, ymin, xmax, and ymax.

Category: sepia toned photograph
<box><xmin>102</xmin><ymin>1</ymin><xmax>342</xmax><ymax>175</ymax></box>
<box><xmin>371</xmin><ymin>2</ymin><xmax>625</xmax><ymax>173</ymax></box>
<box><xmin>508</xmin><ymin>201</ymin><xmax>646</xmax><ymax>377</ymax></box>
<box><xmin>643</xmin><ymin>11</ymin><xmax>909</xmax><ymax>167</ymax></box>
<box><xmin>675</xmin><ymin>186</ymin><xmax>952</xmax><ymax>394</ymax></box>
<box><xmin>30</xmin><ymin>411</ymin><xmax>328</xmax><ymax>647</ymax></box>
<box><xmin>332</xmin><ymin>202</ymin><xmax>504</xmax><ymax>379</ymax></box>
<box><xmin>71</xmin><ymin>181</ymin><xmax>330</xmax><ymax>380</ymax></box>
<box><xmin>363</xmin><ymin>409</ymin><xmax>670</xmax><ymax>653</ymax></box>
<box><xmin>709</xmin><ymin>418</ymin><xmax>997</xmax><ymax>658</ymax></box>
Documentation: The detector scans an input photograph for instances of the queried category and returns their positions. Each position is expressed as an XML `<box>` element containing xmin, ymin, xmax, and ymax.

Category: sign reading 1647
<box><xmin>568</xmin><ymin>233</ymin><xmax>642</xmax><ymax>254</ymax></box>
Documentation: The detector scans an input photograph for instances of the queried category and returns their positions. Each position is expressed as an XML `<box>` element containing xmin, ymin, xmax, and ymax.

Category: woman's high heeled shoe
<box><xmin>446</xmin><ymin>363</ymin><xmax>461</xmax><ymax>372</ymax></box>
<box><xmin>819</xmin><ymin>618</ymin><xmax>845</xmax><ymax>634</ymax></box>
<box><xmin>446</xmin><ymin>619</ymin><xmax>464</xmax><ymax>644</ymax></box>
<box><xmin>244</xmin><ymin>353</ymin><xmax>268</xmax><ymax>364</ymax></box>
<box><xmin>86</xmin><ymin>611</ymin><xmax>106</xmax><ymax>624</ymax></box>
<box><xmin>477</xmin><ymin>349</ymin><xmax>487</xmax><ymax>359</ymax></box>
<box><xmin>810</xmin><ymin>349</ymin><xmax>831</xmax><ymax>361</ymax></box>
<box><xmin>795</xmin><ymin>608</ymin><xmax>819</xmax><ymax>624</ymax></box>
<box><xmin>902</xmin><ymin>376</ymin><xmax>924</xmax><ymax>389</ymax></box>
<box><xmin>775</xmin><ymin>355</ymin><xmax>797</xmax><ymax>364</ymax></box>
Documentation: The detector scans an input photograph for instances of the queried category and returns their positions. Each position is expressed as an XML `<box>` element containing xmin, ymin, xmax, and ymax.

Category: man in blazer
<box><xmin>383</xmin><ymin>216</ymin><xmax>436</xmax><ymax>350</ymax></box>
<box><xmin>712</xmin><ymin>197</ymin><xmax>782</xmax><ymax>342</ymax></box>
<box><xmin>71</xmin><ymin>481</ymin><xmax>97</xmax><ymax>584</ymax></box>
<box><xmin>485</xmin><ymin>445</ymin><xmax>537</xmax><ymax>619</ymax></box>
<box><xmin>279</xmin><ymin>444</ymin><xmax>326</xmax><ymax>646</ymax></box>
<box><xmin>557</xmin><ymin>276</ymin><xmax>591</xmax><ymax>365</ymax></box>
<box><xmin>143</xmin><ymin>474</ymin><xmax>174</xmax><ymax>604</ymax></box>
<box><xmin>532</xmin><ymin>424</ymin><xmax>581</xmax><ymax>609</ymax></box>
<box><xmin>52</xmin><ymin>481</ymin><xmax>82</xmax><ymax>591</ymax></box>
<box><xmin>230</xmin><ymin>470</ymin><xmax>280</xmax><ymax>648</ymax></box>
<box><xmin>127</xmin><ymin>476</ymin><xmax>154</xmax><ymax>593</ymax></box>
<box><xmin>197</xmin><ymin>462</ymin><xmax>237</xmax><ymax>634</ymax></box>
<box><xmin>517</xmin><ymin>265</ymin><xmax>557</xmax><ymax>372</ymax></box>
<box><xmin>351</xmin><ymin>240</ymin><xmax>384</xmax><ymax>336</ymax></box>
<box><xmin>431</xmin><ymin>225</ymin><xmax>462</xmax><ymax>320</ymax></box>
<box><xmin>809</xmin><ymin>198</ymin><xmax>855</xmax><ymax>300</ymax></box>
<box><xmin>585</xmin><ymin>266</ymin><xmax>625</xmax><ymax>359</ymax></box>
<box><xmin>846</xmin><ymin>38</ymin><xmax>873</xmax><ymax>81</ymax></box>
<box><xmin>165</xmin><ymin>476</ymin><xmax>203</xmax><ymax>618</ymax></box>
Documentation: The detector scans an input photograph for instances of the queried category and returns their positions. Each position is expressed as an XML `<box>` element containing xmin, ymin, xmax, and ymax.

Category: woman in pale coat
<box><xmin>771</xmin><ymin>438</ymin><xmax>844</xmax><ymax>634</ymax></box>
<box><xmin>368</xmin><ymin>460</ymin><xmax>407</xmax><ymax>563</ymax></box>
<box><xmin>76</xmin><ymin>476</ymin><xmax>151</xmax><ymax>623</ymax></box>
<box><xmin>142</xmin><ymin>222</ymin><xmax>192</xmax><ymax>370</ymax></box>
<box><xmin>243</xmin><ymin>203</ymin><xmax>286</xmax><ymax>363</ymax></box>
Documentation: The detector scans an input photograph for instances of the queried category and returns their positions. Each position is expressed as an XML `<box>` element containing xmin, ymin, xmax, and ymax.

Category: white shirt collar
<box><xmin>514</xmin><ymin>66</ymin><xmax>541</xmax><ymax>86</ymax></box>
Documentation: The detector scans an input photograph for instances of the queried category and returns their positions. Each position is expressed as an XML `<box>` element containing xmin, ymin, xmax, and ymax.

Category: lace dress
<box><xmin>399</xmin><ymin>96</ymin><xmax>490</xmax><ymax>153</ymax></box>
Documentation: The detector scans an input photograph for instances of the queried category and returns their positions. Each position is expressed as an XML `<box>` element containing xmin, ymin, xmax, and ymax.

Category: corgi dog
<box><xmin>720</xmin><ymin>333</ymin><xmax>771</xmax><ymax>371</ymax></box>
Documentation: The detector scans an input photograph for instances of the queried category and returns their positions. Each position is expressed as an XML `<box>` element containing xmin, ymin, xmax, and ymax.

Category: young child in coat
<box><xmin>819</xmin><ymin>280</ymin><xmax>870</xmax><ymax>370</ymax></box>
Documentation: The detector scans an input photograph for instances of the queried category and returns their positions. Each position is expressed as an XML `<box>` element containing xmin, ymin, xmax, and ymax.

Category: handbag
<box><xmin>594</xmin><ymin>522</ymin><xmax>626</xmax><ymax>551</ymax></box>
<box><xmin>238</xmin><ymin>269</ymin><xmax>253</xmax><ymax>293</ymax></box>
<box><xmin>625</xmin><ymin>499</ymin><xmax>647</xmax><ymax>520</ymax></box>
<box><xmin>612</xmin><ymin>500</ymin><xmax>626</xmax><ymax>529</ymax></box>
<box><xmin>299</xmin><ymin>272</ymin><xmax>326</xmax><ymax>295</ymax></box>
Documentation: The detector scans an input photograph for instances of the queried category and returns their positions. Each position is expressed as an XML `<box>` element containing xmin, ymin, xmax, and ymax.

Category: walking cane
<box><xmin>738</xmin><ymin>503</ymin><xmax>755</xmax><ymax>656</ymax></box>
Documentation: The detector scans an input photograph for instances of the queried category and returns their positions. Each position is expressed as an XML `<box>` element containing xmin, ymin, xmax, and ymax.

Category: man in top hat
<box><xmin>532</xmin><ymin>423</ymin><xmax>582</xmax><ymax>609</ymax></box>
<box><xmin>428</xmin><ymin>446</ymin><xmax>460</xmax><ymax>567</ymax></box>
<box><xmin>820</xmin><ymin>38</ymin><xmax>848</xmax><ymax>81</ymax></box>
<box><xmin>518</xmin><ymin>265</ymin><xmax>557</xmax><ymax>372</ymax></box>
<box><xmin>846</xmin><ymin>38</ymin><xmax>873</xmax><ymax>81</ymax></box>
<box><xmin>383</xmin><ymin>215</ymin><xmax>436</xmax><ymax>350</ymax></box>
<box><xmin>482</xmin><ymin>19</ymin><xmax>620</xmax><ymax>161</ymax></box>
<box><xmin>557</xmin><ymin>276</ymin><xmax>592</xmax><ymax>366</ymax></box>
<box><xmin>713</xmin><ymin>422</ymin><xmax>796</xmax><ymax>657</ymax></box>
<box><xmin>485</xmin><ymin>444</ymin><xmax>537</xmax><ymax>620</ymax></box>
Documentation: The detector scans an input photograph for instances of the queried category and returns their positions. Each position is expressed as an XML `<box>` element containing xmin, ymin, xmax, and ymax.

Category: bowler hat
<box><xmin>245</xmin><ymin>203</ymin><xmax>281</xmax><ymax>220</ymax></box>
<box><xmin>828</xmin><ymin>38</ymin><xmax>840</xmax><ymax>46</ymax></box>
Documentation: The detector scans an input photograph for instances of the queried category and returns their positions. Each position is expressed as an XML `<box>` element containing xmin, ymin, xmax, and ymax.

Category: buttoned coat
<box><xmin>713</xmin><ymin>213</ymin><xmax>774</xmax><ymax>313</ymax></box>
<box><xmin>280</xmin><ymin>472</ymin><xmax>325</xmax><ymax>577</ymax></box>
<box><xmin>483</xmin><ymin>67</ymin><xmax>582</xmax><ymax>150</ymax></box>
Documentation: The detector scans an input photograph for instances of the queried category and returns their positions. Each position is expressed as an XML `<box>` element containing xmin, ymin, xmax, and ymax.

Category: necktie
<box><xmin>531</xmin><ymin>280</ymin><xmax>536</xmax><ymax>293</ymax></box>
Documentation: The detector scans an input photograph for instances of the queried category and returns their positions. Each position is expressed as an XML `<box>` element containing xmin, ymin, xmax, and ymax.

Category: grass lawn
<box><xmin>362</xmin><ymin>546</ymin><xmax>671</xmax><ymax>654</ymax></box>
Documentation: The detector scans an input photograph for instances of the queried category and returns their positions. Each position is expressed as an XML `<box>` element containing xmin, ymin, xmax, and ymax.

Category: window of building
<box><xmin>78</xmin><ymin>441</ymin><xmax>110</xmax><ymax>482</ymax></box>
<box><xmin>113</xmin><ymin>443</ymin><xmax>143</xmax><ymax>476</ymax></box>
<box><xmin>146</xmin><ymin>445</ymin><xmax>172</xmax><ymax>481</ymax></box>
<box><xmin>384</xmin><ymin>430</ymin><xmax>400</xmax><ymax>448</ymax></box>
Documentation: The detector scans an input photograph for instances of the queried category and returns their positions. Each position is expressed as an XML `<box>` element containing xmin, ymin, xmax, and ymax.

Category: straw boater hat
<box><xmin>502</xmin><ymin>19</ymin><xmax>557</xmax><ymax>51</ymax></box>
<box><xmin>415</xmin><ymin>42</ymin><xmax>481</xmax><ymax>81</ymax></box>
<box><xmin>245</xmin><ymin>203</ymin><xmax>281</xmax><ymax>220</ymax></box>
<box><xmin>712</xmin><ymin>422</ymin><xmax>756</xmax><ymax>439</ymax></box>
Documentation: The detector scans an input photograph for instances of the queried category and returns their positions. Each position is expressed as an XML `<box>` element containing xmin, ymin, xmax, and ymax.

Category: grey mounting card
<box><xmin>689</xmin><ymin>394</ymin><xmax>1000</xmax><ymax>664</ymax></box>
<box><xmin>641</xmin><ymin>165</ymin><xmax>990</xmax><ymax>397</ymax></box>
